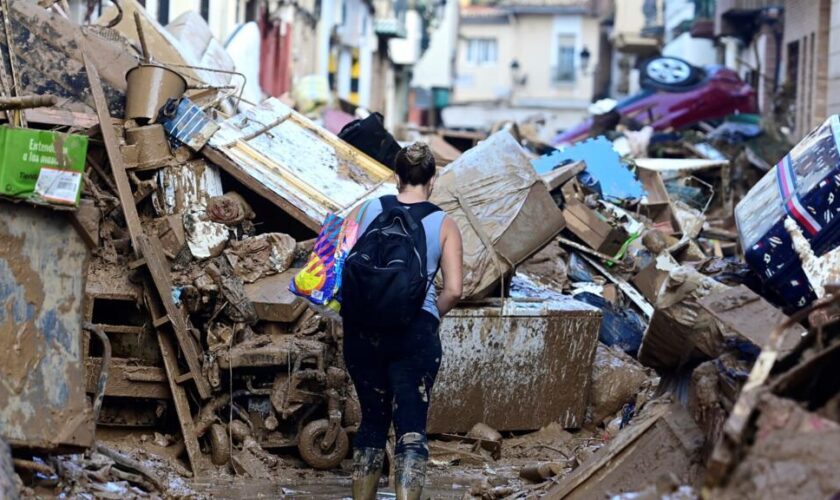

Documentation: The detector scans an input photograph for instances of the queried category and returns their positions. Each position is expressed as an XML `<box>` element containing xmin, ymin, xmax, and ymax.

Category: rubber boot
<box><xmin>394</xmin><ymin>449</ymin><xmax>428</xmax><ymax>500</ymax></box>
<box><xmin>352</xmin><ymin>447</ymin><xmax>384</xmax><ymax>500</ymax></box>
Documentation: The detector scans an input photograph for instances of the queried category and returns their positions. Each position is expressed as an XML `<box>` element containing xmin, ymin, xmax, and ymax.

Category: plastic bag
<box><xmin>574</xmin><ymin>291</ymin><xmax>646</xmax><ymax>356</ymax></box>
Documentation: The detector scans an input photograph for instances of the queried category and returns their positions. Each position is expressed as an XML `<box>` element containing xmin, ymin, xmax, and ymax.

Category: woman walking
<box><xmin>341</xmin><ymin>143</ymin><xmax>463</xmax><ymax>499</ymax></box>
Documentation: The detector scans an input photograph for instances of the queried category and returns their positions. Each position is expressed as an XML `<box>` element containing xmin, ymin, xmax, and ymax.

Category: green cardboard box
<box><xmin>0</xmin><ymin>126</ymin><xmax>88</xmax><ymax>206</ymax></box>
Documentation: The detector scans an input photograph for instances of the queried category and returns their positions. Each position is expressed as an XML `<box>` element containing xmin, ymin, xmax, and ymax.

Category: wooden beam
<box><xmin>157</xmin><ymin>329</ymin><xmax>203</xmax><ymax>476</ymax></box>
<box><xmin>24</xmin><ymin>108</ymin><xmax>100</xmax><ymax>129</ymax></box>
<box><xmin>80</xmin><ymin>34</ymin><xmax>143</xmax><ymax>252</ymax></box>
<box><xmin>581</xmin><ymin>253</ymin><xmax>654</xmax><ymax>318</ymax></box>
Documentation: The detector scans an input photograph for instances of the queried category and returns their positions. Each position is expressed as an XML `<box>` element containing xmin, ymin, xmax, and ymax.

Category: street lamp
<box><xmin>580</xmin><ymin>46</ymin><xmax>591</xmax><ymax>76</ymax></box>
<box><xmin>510</xmin><ymin>59</ymin><xmax>527</xmax><ymax>87</ymax></box>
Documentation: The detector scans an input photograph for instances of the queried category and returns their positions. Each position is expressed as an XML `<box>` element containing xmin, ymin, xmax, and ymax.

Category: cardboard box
<box><xmin>560</xmin><ymin>178</ymin><xmax>627</xmax><ymax>255</ymax></box>
<box><xmin>0</xmin><ymin>126</ymin><xmax>88</xmax><ymax>206</ymax></box>
<box><xmin>638</xmin><ymin>167</ymin><xmax>679</xmax><ymax>235</ymax></box>
<box><xmin>430</xmin><ymin>130</ymin><xmax>566</xmax><ymax>299</ymax></box>
<box><xmin>632</xmin><ymin>253</ymin><xmax>679</xmax><ymax>303</ymax></box>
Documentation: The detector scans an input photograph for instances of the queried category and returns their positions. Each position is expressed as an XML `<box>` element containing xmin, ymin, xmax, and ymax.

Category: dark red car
<box><xmin>553</xmin><ymin>57</ymin><xmax>757</xmax><ymax>145</ymax></box>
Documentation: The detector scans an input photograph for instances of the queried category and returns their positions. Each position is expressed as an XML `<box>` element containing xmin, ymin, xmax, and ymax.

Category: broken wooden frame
<box><xmin>705</xmin><ymin>291</ymin><xmax>833</xmax><ymax>485</ymax></box>
<box><xmin>206</xmin><ymin>98</ymin><xmax>395</xmax><ymax>232</ymax></box>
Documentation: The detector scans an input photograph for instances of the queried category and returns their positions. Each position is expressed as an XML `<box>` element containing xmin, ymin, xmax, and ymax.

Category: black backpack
<box><xmin>338</xmin><ymin>112</ymin><xmax>401</xmax><ymax>170</ymax></box>
<box><xmin>341</xmin><ymin>196</ymin><xmax>441</xmax><ymax>330</ymax></box>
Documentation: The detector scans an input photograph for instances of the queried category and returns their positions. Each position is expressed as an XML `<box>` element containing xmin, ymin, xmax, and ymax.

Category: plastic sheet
<box><xmin>574</xmin><ymin>291</ymin><xmax>646</xmax><ymax>356</ymax></box>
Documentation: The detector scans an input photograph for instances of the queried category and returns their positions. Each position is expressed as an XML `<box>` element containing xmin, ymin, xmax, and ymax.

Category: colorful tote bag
<box><xmin>290</xmin><ymin>201</ymin><xmax>371</xmax><ymax>309</ymax></box>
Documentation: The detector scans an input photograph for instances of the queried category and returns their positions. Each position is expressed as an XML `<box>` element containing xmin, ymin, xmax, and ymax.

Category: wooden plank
<box><xmin>91</xmin><ymin>324</ymin><xmax>147</xmax><ymax>335</ymax></box>
<box><xmin>139</xmin><ymin>233</ymin><xmax>211</xmax><ymax>400</ymax></box>
<box><xmin>632</xmin><ymin>158</ymin><xmax>729</xmax><ymax>172</ymax></box>
<box><xmin>0</xmin><ymin>0</ymin><xmax>19</xmax><ymax>126</ymax></box>
<box><xmin>24</xmin><ymin>108</ymin><xmax>100</xmax><ymax>128</ymax></box>
<box><xmin>128</xmin><ymin>258</ymin><xmax>147</xmax><ymax>270</ymax></box>
<box><xmin>80</xmin><ymin>35</ymin><xmax>143</xmax><ymax>251</ymax></box>
<box><xmin>581</xmin><ymin>253</ymin><xmax>654</xmax><ymax>318</ymax></box>
<box><xmin>541</xmin><ymin>160</ymin><xmax>586</xmax><ymax>192</ymax></box>
<box><xmin>84</xmin><ymin>358</ymin><xmax>170</xmax><ymax>399</ymax></box>
<box><xmin>201</xmin><ymin>145</ymin><xmax>321</xmax><ymax>232</ymax></box>
<box><xmin>153</xmin><ymin>315</ymin><xmax>171</xmax><ymax>328</ymax></box>
<box><xmin>157</xmin><ymin>329</ymin><xmax>202</xmax><ymax>476</ymax></box>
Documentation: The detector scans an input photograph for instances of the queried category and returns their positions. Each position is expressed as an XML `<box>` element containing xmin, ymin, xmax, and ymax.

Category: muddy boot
<box><xmin>394</xmin><ymin>449</ymin><xmax>428</xmax><ymax>500</ymax></box>
<box><xmin>352</xmin><ymin>447</ymin><xmax>384</xmax><ymax>500</ymax></box>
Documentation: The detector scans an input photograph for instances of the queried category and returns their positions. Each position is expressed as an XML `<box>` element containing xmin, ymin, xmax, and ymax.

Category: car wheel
<box><xmin>640</xmin><ymin>56</ymin><xmax>702</xmax><ymax>90</ymax></box>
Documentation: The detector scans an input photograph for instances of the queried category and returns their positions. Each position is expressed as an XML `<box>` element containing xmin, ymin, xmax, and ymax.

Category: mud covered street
<box><xmin>4</xmin><ymin>1</ymin><xmax>840</xmax><ymax>499</ymax></box>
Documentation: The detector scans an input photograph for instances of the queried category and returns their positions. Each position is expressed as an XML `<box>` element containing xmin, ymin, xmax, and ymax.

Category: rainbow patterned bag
<box><xmin>290</xmin><ymin>202</ymin><xmax>370</xmax><ymax>309</ymax></box>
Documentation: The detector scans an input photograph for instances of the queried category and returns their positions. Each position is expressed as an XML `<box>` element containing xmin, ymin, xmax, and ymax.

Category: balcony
<box><xmin>717</xmin><ymin>0</ymin><xmax>779</xmax><ymax>15</ymax></box>
<box><xmin>715</xmin><ymin>0</ymin><xmax>783</xmax><ymax>38</ymax></box>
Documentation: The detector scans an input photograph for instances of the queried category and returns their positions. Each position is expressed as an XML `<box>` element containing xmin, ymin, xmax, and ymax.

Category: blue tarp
<box><xmin>530</xmin><ymin>135</ymin><xmax>645</xmax><ymax>201</ymax></box>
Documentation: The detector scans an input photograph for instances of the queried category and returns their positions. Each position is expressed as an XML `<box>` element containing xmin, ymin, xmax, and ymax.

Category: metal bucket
<box><xmin>125</xmin><ymin>64</ymin><xmax>187</xmax><ymax>122</ymax></box>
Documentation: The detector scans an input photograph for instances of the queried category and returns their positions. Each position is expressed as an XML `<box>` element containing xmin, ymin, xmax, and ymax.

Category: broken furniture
<box><xmin>430</xmin><ymin>129</ymin><xmax>566</xmax><ymax>299</ymax></box>
<box><xmin>207</xmin><ymin>98</ymin><xmax>395</xmax><ymax>232</ymax></box>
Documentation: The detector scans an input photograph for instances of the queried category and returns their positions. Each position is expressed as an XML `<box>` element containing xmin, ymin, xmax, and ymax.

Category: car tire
<box><xmin>640</xmin><ymin>56</ymin><xmax>702</xmax><ymax>91</ymax></box>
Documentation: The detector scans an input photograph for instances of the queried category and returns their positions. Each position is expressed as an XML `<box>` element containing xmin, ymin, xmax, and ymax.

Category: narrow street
<box><xmin>3</xmin><ymin>1</ymin><xmax>840</xmax><ymax>499</ymax></box>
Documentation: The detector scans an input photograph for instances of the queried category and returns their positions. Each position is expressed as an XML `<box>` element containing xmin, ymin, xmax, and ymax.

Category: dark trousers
<box><xmin>343</xmin><ymin>311</ymin><xmax>442</xmax><ymax>457</ymax></box>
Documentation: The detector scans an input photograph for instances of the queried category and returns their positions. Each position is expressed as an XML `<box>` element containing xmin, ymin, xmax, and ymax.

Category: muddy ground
<box><xmin>18</xmin><ymin>421</ymin><xmax>607</xmax><ymax>499</ymax></box>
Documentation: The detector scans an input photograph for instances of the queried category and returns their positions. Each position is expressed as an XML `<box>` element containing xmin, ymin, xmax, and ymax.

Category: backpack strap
<box><xmin>378</xmin><ymin>196</ymin><xmax>442</xmax><ymax>232</ymax></box>
<box><xmin>377</xmin><ymin>195</ymin><xmax>416</xmax><ymax>232</ymax></box>
<box><xmin>379</xmin><ymin>195</ymin><xmax>399</xmax><ymax>213</ymax></box>
<box><xmin>407</xmin><ymin>201</ymin><xmax>442</xmax><ymax>222</ymax></box>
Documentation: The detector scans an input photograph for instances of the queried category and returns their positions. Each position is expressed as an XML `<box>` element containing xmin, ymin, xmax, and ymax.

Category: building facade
<box><xmin>608</xmin><ymin>0</ymin><xmax>663</xmax><ymax>98</ymax></box>
<box><xmin>451</xmin><ymin>0</ymin><xmax>604</xmax><ymax>129</ymax></box>
<box><xmin>662</xmin><ymin>0</ymin><xmax>716</xmax><ymax>66</ymax></box>
<box><xmin>782</xmin><ymin>0</ymin><xmax>833</xmax><ymax>140</ymax></box>
<box><xmin>69</xmin><ymin>0</ymin><xmax>437</xmax><ymax>126</ymax></box>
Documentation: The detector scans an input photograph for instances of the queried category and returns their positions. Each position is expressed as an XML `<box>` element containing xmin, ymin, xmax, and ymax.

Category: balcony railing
<box><xmin>717</xmin><ymin>0</ymin><xmax>779</xmax><ymax>16</ymax></box>
<box><xmin>715</xmin><ymin>0</ymin><xmax>782</xmax><ymax>37</ymax></box>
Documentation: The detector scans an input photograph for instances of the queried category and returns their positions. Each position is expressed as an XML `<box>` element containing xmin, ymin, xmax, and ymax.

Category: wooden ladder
<box><xmin>82</xmin><ymin>36</ymin><xmax>209</xmax><ymax>475</ymax></box>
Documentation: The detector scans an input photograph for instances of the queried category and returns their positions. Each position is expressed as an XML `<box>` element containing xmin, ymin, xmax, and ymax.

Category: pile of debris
<box><xmin>0</xmin><ymin>1</ymin><xmax>392</xmax><ymax>495</ymax></box>
<box><xmin>2</xmin><ymin>2</ymin><xmax>597</xmax><ymax>497</ymax></box>
<box><xmin>4</xmin><ymin>2</ymin><xmax>840</xmax><ymax>499</ymax></box>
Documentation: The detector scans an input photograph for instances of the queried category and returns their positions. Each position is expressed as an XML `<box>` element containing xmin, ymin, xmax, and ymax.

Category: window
<box><xmin>693</xmin><ymin>0</ymin><xmax>715</xmax><ymax>19</ymax></box>
<box><xmin>466</xmin><ymin>38</ymin><xmax>498</xmax><ymax>65</ymax></box>
<box><xmin>553</xmin><ymin>34</ymin><xmax>576</xmax><ymax>83</ymax></box>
